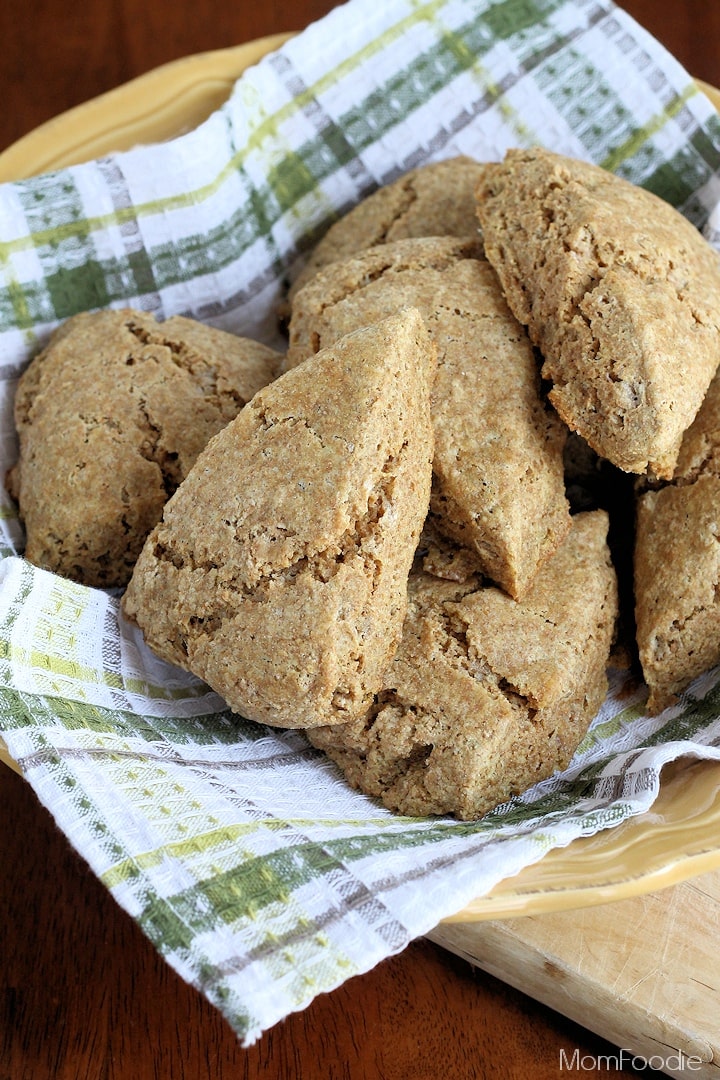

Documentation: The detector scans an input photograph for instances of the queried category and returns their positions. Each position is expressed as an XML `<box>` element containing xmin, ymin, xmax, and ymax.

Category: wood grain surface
<box><xmin>430</xmin><ymin>869</ymin><xmax>720</xmax><ymax>1076</ymax></box>
<box><xmin>1</xmin><ymin>2</ymin><xmax>719</xmax><ymax>1078</ymax></box>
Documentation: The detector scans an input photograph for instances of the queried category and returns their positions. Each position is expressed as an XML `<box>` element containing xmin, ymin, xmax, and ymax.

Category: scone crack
<box><xmin>123</xmin><ymin>317</ymin><xmax>246</xmax><ymax>410</ymax></box>
<box><xmin>665</xmin><ymin>600</ymin><xmax>715</xmax><ymax>641</ymax></box>
<box><xmin>516</xmin><ymin>176</ymin><xmax>699</xmax><ymax>317</ymax></box>
<box><xmin>133</xmin><ymin>397</ymin><xmax>183</xmax><ymax>497</ymax></box>
<box><xmin>355</xmin><ymin>697</ymin><xmax>434</xmax><ymax>778</ymax></box>
<box><xmin>309</xmin><ymin>257</ymin><xmax>399</xmax><ymax>320</ymax></box>
<box><xmin>366</xmin><ymin>175</ymin><xmax>418</xmax><ymax>241</ymax></box>
<box><xmin>290</xmin><ymin>240</ymin><xmax>486</xmax><ymax>354</ymax></box>
<box><xmin>125</xmin><ymin>317</ymin><xmax>208</xmax><ymax>371</ymax></box>
<box><xmin>74</xmin><ymin>412</ymin><xmax>122</xmax><ymax>437</ymax></box>
<box><xmin>415</xmin><ymin>589</ymin><xmax>542</xmax><ymax>716</ymax></box>
<box><xmin>444</xmin><ymin>604</ymin><xmax>542</xmax><ymax>715</ymax></box>
<box><xmin>671</xmin><ymin>444</ymin><xmax>720</xmax><ymax>488</ymax></box>
<box><xmin>250</xmin><ymin>401</ymin><xmax>359</xmax><ymax>457</ymax></box>
<box><xmin>150</xmin><ymin>462</ymin><xmax>399</xmax><ymax>606</ymax></box>
<box><xmin>645</xmin><ymin>601</ymin><xmax>716</xmax><ymax>674</ymax></box>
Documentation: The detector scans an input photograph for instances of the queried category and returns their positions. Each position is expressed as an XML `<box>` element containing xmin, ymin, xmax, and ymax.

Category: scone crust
<box><xmin>122</xmin><ymin>309</ymin><xmax>436</xmax><ymax>729</ymax></box>
<box><xmin>9</xmin><ymin>308</ymin><xmax>280</xmax><ymax>587</ymax></box>
<box><xmin>477</xmin><ymin>147</ymin><xmax>720</xmax><ymax>478</ymax></box>
<box><xmin>288</xmin><ymin>156</ymin><xmax>486</xmax><ymax>301</ymax></box>
<box><xmin>634</xmin><ymin>371</ymin><xmax>720</xmax><ymax>712</ymax></box>
<box><xmin>310</xmin><ymin>511</ymin><xmax>618</xmax><ymax>819</ymax></box>
<box><xmin>287</xmin><ymin>235</ymin><xmax>570</xmax><ymax>599</ymax></box>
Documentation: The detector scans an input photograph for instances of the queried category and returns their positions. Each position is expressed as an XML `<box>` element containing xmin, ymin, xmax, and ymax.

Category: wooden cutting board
<box><xmin>428</xmin><ymin>868</ymin><xmax>720</xmax><ymax>1077</ymax></box>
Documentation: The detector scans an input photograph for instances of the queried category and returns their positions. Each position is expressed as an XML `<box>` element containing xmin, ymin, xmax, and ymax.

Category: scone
<box><xmin>287</xmin><ymin>235</ymin><xmax>570</xmax><ymax>599</ymax></box>
<box><xmin>309</xmin><ymin>511</ymin><xmax>618</xmax><ymax>820</ymax></box>
<box><xmin>417</xmin><ymin>516</ymin><xmax>485</xmax><ymax>584</ymax></box>
<box><xmin>287</xmin><ymin>156</ymin><xmax>486</xmax><ymax>302</ymax></box>
<box><xmin>122</xmin><ymin>309</ymin><xmax>436</xmax><ymax>729</ymax></box>
<box><xmin>563</xmin><ymin>431</ymin><xmax>637</xmax><ymax>668</ymax></box>
<box><xmin>476</xmin><ymin>147</ymin><xmax>720</xmax><ymax>479</ymax></box>
<box><xmin>635</xmin><ymin>373</ymin><xmax>720</xmax><ymax>713</ymax></box>
<box><xmin>7</xmin><ymin>309</ymin><xmax>281</xmax><ymax>588</ymax></box>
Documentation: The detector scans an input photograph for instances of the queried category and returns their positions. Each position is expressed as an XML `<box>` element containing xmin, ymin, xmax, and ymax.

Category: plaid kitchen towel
<box><xmin>2</xmin><ymin>0</ymin><xmax>720</xmax><ymax>1045</ymax></box>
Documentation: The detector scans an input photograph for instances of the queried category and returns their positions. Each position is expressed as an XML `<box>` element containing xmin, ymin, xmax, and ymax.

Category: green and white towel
<box><xmin>2</xmin><ymin>0</ymin><xmax>720</xmax><ymax>1045</ymax></box>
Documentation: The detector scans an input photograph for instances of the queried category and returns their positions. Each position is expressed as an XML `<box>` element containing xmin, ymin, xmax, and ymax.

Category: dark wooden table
<box><xmin>1</xmin><ymin>2</ymin><xmax>718</xmax><ymax>1077</ymax></box>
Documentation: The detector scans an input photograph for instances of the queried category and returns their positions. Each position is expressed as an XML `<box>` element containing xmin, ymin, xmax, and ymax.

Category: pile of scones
<box><xmin>9</xmin><ymin>147</ymin><xmax>720</xmax><ymax>820</ymax></box>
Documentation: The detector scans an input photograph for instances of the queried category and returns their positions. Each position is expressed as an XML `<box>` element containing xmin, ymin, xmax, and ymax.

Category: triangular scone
<box><xmin>122</xmin><ymin>309</ymin><xmax>436</xmax><ymax>729</ymax></box>
<box><xmin>635</xmin><ymin>374</ymin><xmax>720</xmax><ymax>713</ymax></box>
<box><xmin>309</xmin><ymin>511</ymin><xmax>617</xmax><ymax>820</ymax></box>
<box><xmin>287</xmin><ymin>156</ymin><xmax>486</xmax><ymax>303</ymax></box>
<box><xmin>476</xmin><ymin>147</ymin><xmax>720</xmax><ymax>479</ymax></box>
<box><xmin>287</xmin><ymin>236</ymin><xmax>570</xmax><ymax>599</ymax></box>
<box><xmin>7</xmin><ymin>309</ymin><xmax>281</xmax><ymax>587</ymax></box>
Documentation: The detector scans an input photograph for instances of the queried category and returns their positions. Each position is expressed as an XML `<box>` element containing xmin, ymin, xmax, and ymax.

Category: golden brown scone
<box><xmin>476</xmin><ymin>147</ymin><xmax>720</xmax><ymax>479</ymax></box>
<box><xmin>286</xmin><ymin>156</ymin><xmax>486</xmax><ymax>303</ymax></box>
<box><xmin>7</xmin><ymin>309</ymin><xmax>281</xmax><ymax>588</ymax></box>
<box><xmin>286</xmin><ymin>235</ymin><xmax>570</xmax><ymax>599</ymax></box>
<box><xmin>563</xmin><ymin>432</ymin><xmax>637</xmax><ymax>669</ymax></box>
<box><xmin>122</xmin><ymin>309</ymin><xmax>436</xmax><ymax>729</ymax></box>
<box><xmin>635</xmin><ymin>374</ymin><xmax>720</xmax><ymax>712</ymax></box>
<box><xmin>308</xmin><ymin>511</ymin><xmax>618</xmax><ymax>820</ymax></box>
<box><xmin>417</xmin><ymin>516</ymin><xmax>485</xmax><ymax>584</ymax></box>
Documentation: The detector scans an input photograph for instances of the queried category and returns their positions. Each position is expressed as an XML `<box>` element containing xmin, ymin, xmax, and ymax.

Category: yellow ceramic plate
<box><xmin>2</xmin><ymin>37</ymin><xmax>720</xmax><ymax>923</ymax></box>
<box><xmin>446</xmin><ymin>756</ymin><xmax>720</xmax><ymax>920</ymax></box>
